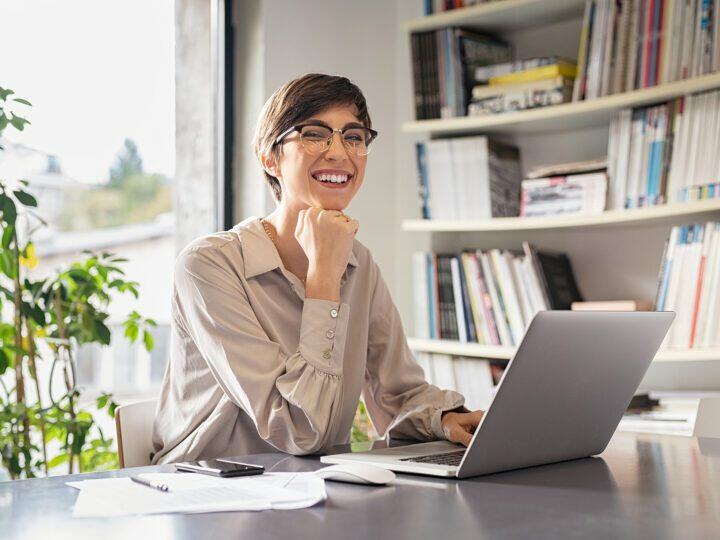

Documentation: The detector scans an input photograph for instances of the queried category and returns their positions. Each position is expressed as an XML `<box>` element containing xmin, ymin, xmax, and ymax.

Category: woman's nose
<box><xmin>325</xmin><ymin>132</ymin><xmax>349</xmax><ymax>161</ymax></box>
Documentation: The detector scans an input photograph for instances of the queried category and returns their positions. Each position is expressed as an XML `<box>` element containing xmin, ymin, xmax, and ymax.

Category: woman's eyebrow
<box><xmin>306</xmin><ymin>119</ymin><xmax>363</xmax><ymax>129</ymax></box>
<box><xmin>306</xmin><ymin>119</ymin><xmax>332</xmax><ymax>128</ymax></box>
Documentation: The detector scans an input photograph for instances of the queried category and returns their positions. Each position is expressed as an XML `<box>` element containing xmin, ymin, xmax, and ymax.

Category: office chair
<box><xmin>694</xmin><ymin>397</ymin><xmax>720</xmax><ymax>439</ymax></box>
<box><xmin>114</xmin><ymin>398</ymin><xmax>158</xmax><ymax>468</ymax></box>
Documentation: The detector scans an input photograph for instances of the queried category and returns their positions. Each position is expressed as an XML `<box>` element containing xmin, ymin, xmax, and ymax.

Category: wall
<box><xmin>232</xmin><ymin>0</ymin><xmax>403</xmax><ymax>304</ymax></box>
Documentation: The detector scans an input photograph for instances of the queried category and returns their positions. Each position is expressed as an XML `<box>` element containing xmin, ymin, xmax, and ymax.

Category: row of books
<box><xmin>423</xmin><ymin>0</ymin><xmax>497</xmax><ymax>15</ymax></box>
<box><xmin>656</xmin><ymin>221</ymin><xmax>720</xmax><ymax>349</ymax></box>
<box><xmin>415</xmin><ymin>135</ymin><xmax>522</xmax><ymax>219</ymax></box>
<box><xmin>574</xmin><ymin>0</ymin><xmax>720</xmax><ymax>101</ymax></box>
<box><xmin>468</xmin><ymin>58</ymin><xmax>577</xmax><ymax>116</ymax></box>
<box><xmin>410</xmin><ymin>28</ymin><xmax>511</xmax><ymax>119</ymax></box>
<box><xmin>412</xmin><ymin>246</ymin><xmax>583</xmax><ymax>347</ymax></box>
<box><xmin>414</xmin><ymin>352</ymin><xmax>502</xmax><ymax>410</ymax></box>
<box><xmin>607</xmin><ymin>89</ymin><xmax>720</xmax><ymax>209</ymax></box>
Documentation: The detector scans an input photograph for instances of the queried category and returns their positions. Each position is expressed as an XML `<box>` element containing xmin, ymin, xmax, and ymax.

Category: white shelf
<box><xmin>402</xmin><ymin>73</ymin><xmax>720</xmax><ymax>135</ymax></box>
<box><xmin>408</xmin><ymin>338</ymin><xmax>515</xmax><ymax>359</ymax></box>
<box><xmin>403</xmin><ymin>0</ymin><xmax>585</xmax><ymax>33</ymax></box>
<box><xmin>407</xmin><ymin>337</ymin><xmax>720</xmax><ymax>363</ymax></box>
<box><xmin>402</xmin><ymin>199</ymin><xmax>720</xmax><ymax>233</ymax></box>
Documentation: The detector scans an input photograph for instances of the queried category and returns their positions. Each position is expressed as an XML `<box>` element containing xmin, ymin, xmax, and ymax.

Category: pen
<box><xmin>130</xmin><ymin>475</ymin><xmax>170</xmax><ymax>493</ymax></box>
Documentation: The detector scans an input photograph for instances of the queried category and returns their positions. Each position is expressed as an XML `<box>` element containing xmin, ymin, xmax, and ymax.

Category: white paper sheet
<box><xmin>67</xmin><ymin>472</ymin><xmax>326</xmax><ymax>518</ymax></box>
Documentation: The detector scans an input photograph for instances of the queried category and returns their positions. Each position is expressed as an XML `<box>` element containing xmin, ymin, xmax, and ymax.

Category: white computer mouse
<box><xmin>314</xmin><ymin>463</ymin><xmax>396</xmax><ymax>485</ymax></box>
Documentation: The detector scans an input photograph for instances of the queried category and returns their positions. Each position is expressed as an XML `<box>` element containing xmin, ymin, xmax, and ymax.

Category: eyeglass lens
<box><xmin>299</xmin><ymin>125</ymin><xmax>373</xmax><ymax>156</ymax></box>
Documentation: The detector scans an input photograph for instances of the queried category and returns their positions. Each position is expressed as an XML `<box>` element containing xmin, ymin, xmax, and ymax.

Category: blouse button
<box><xmin>322</xmin><ymin>349</ymin><xmax>332</xmax><ymax>360</ymax></box>
<box><xmin>330</xmin><ymin>308</ymin><xmax>338</xmax><ymax>318</ymax></box>
<box><xmin>326</xmin><ymin>329</ymin><xmax>335</xmax><ymax>339</ymax></box>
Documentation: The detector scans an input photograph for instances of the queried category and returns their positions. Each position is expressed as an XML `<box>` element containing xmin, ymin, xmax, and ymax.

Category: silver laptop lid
<box><xmin>457</xmin><ymin>311</ymin><xmax>674</xmax><ymax>478</ymax></box>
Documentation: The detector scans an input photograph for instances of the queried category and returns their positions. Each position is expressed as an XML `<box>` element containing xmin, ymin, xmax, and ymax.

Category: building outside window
<box><xmin>0</xmin><ymin>0</ymin><xmax>176</xmax><ymax>402</ymax></box>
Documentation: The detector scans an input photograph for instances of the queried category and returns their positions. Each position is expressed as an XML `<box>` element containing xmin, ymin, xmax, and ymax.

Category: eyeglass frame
<box><xmin>273</xmin><ymin>122</ymin><xmax>379</xmax><ymax>156</ymax></box>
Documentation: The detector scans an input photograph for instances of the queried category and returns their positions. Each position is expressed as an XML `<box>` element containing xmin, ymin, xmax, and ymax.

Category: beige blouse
<box><xmin>151</xmin><ymin>216</ymin><xmax>464</xmax><ymax>464</ymax></box>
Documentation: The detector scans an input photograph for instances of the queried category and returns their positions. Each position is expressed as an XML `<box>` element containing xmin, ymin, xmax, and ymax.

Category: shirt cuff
<box><xmin>430</xmin><ymin>396</ymin><xmax>467</xmax><ymax>440</ymax></box>
<box><xmin>298</xmin><ymin>298</ymin><xmax>350</xmax><ymax>375</ymax></box>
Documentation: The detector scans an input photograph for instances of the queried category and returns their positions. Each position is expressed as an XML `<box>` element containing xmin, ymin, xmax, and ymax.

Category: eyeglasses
<box><xmin>274</xmin><ymin>123</ymin><xmax>378</xmax><ymax>157</ymax></box>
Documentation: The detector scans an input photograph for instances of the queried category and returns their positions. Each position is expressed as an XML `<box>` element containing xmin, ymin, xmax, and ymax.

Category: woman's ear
<box><xmin>261</xmin><ymin>152</ymin><xmax>281</xmax><ymax>180</ymax></box>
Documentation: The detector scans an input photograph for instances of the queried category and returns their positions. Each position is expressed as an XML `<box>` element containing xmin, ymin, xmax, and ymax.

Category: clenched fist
<box><xmin>295</xmin><ymin>207</ymin><xmax>359</xmax><ymax>301</ymax></box>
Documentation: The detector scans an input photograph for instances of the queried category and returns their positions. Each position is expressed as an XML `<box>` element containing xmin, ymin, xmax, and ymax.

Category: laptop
<box><xmin>321</xmin><ymin>311</ymin><xmax>674</xmax><ymax>478</ymax></box>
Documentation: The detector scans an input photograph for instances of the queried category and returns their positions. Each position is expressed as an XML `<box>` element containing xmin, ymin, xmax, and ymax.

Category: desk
<box><xmin>2</xmin><ymin>432</ymin><xmax>719</xmax><ymax>540</ymax></box>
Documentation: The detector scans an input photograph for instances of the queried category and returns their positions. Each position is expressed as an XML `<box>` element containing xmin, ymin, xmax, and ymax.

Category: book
<box><xmin>571</xmin><ymin>300</ymin><xmax>654</xmax><ymax>311</ymax></box>
<box><xmin>474</xmin><ymin>56</ymin><xmax>567</xmax><ymax>83</ymax></box>
<box><xmin>470</xmin><ymin>76</ymin><xmax>572</xmax><ymax>100</ymax></box>
<box><xmin>525</xmin><ymin>157</ymin><xmax>608</xmax><ymax>180</ymax></box>
<box><xmin>520</xmin><ymin>173</ymin><xmax>608</xmax><ymax>217</ymax></box>
<box><xmin>487</xmin><ymin>60</ymin><xmax>577</xmax><ymax>86</ymax></box>
<box><xmin>468</xmin><ymin>80</ymin><xmax>573</xmax><ymax>115</ymax></box>
<box><xmin>533</xmin><ymin>250</ymin><xmax>584</xmax><ymax>310</ymax></box>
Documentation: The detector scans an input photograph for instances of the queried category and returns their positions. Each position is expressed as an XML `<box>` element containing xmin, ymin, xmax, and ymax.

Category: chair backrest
<box><xmin>694</xmin><ymin>397</ymin><xmax>720</xmax><ymax>439</ymax></box>
<box><xmin>115</xmin><ymin>399</ymin><xmax>158</xmax><ymax>468</ymax></box>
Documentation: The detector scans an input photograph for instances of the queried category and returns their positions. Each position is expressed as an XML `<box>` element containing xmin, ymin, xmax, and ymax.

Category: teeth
<box><xmin>315</xmin><ymin>173</ymin><xmax>350</xmax><ymax>184</ymax></box>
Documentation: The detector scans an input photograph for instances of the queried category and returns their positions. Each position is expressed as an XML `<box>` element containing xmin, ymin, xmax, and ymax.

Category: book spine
<box><xmin>473</xmin><ymin>252</ymin><xmax>500</xmax><ymax>345</ymax></box>
<box><xmin>654</xmin><ymin>226</ymin><xmax>676</xmax><ymax>310</ymax></box>
<box><xmin>415</xmin><ymin>142</ymin><xmax>430</xmax><ymax>219</ymax></box>
<box><xmin>457</xmin><ymin>255</ymin><xmax>477</xmax><ymax>342</ymax></box>
<box><xmin>450</xmin><ymin>256</ymin><xmax>468</xmax><ymax>342</ymax></box>
<box><xmin>430</xmin><ymin>254</ymin><xmax>441</xmax><ymax>339</ymax></box>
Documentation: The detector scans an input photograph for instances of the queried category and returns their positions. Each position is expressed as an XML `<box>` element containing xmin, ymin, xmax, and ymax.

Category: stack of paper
<box><xmin>67</xmin><ymin>472</ymin><xmax>326</xmax><ymax>518</ymax></box>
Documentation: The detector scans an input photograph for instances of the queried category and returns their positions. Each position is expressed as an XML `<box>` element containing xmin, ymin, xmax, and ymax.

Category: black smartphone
<box><xmin>174</xmin><ymin>459</ymin><xmax>265</xmax><ymax>478</ymax></box>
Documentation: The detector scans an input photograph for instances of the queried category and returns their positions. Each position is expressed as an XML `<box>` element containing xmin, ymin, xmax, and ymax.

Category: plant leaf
<box><xmin>13</xmin><ymin>190</ymin><xmax>37</xmax><ymax>207</ymax></box>
<box><xmin>47</xmin><ymin>453</ymin><xmax>70</xmax><ymax>469</ymax></box>
<box><xmin>12</xmin><ymin>98</ymin><xmax>32</xmax><ymax>106</ymax></box>
<box><xmin>2</xmin><ymin>195</ymin><xmax>17</xmax><ymax>226</ymax></box>
<box><xmin>0</xmin><ymin>348</ymin><xmax>8</xmax><ymax>375</ymax></box>
<box><xmin>94</xmin><ymin>320</ymin><xmax>111</xmax><ymax>345</ymax></box>
<box><xmin>2</xmin><ymin>224</ymin><xmax>14</xmax><ymax>249</ymax></box>
<box><xmin>143</xmin><ymin>330</ymin><xmax>154</xmax><ymax>351</ymax></box>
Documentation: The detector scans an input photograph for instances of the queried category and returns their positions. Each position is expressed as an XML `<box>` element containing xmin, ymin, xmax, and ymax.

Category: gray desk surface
<box><xmin>2</xmin><ymin>431</ymin><xmax>720</xmax><ymax>540</ymax></box>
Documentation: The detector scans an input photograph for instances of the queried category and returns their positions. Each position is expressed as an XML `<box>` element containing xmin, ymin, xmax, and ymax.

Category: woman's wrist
<box><xmin>305</xmin><ymin>271</ymin><xmax>341</xmax><ymax>302</ymax></box>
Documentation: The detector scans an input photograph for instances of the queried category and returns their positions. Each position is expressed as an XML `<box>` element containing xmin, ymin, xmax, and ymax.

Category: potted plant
<box><xmin>0</xmin><ymin>87</ymin><xmax>156</xmax><ymax>479</ymax></box>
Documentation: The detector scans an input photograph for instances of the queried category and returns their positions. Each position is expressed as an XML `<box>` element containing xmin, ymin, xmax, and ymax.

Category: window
<box><xmin>0</xmin><ymin>0</ymin><xmax>176</xmax><ymax>399</ymax></box>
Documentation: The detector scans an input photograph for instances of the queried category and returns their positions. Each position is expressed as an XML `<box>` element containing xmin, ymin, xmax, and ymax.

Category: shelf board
<box><xmin>402</xmin><ymin>199</ymin><xmax>720</xmax><ymax>233</ymax></box>
<box><xmin>402</xmin><ymin>73</ymin><xmax>720</xmax><ymax>135</ymax></box>
<box><xmin>403</xmin><ymin>0</ymin><xmax>585</xmax><ymax>33</ymax></box>
<box><xmin>407</xmin><ymin>337</ymin><xmax>720</xmax><ymax>363</ymax></box>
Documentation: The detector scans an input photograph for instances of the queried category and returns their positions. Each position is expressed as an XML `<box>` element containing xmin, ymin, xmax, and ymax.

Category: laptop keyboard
<box><xmin>399</xmin><ymin>450</ymin><xmax>465</xmax><ymax>466</ymax></box>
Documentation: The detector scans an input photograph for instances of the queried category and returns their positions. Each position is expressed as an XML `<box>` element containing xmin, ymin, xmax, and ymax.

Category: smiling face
<box><xmin>263</xmin><ymin>104</ymin><xmax>367</xmax><ymax>212</ymax></box>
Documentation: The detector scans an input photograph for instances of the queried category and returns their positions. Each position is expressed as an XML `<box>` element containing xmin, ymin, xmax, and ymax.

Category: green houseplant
<box><xmin>0</xmin><ymin>87</ymin><xmax>156</xmax><ymax>479</ymax></box>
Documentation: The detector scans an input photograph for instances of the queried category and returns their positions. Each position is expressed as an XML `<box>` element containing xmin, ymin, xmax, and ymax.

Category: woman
<box><xmin>151</xmin><ymin>73</ymin><xmax>483</xmax><ymax>464</ymax></box>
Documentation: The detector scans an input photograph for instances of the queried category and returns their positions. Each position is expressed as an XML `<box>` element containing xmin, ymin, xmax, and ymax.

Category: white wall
<box><xmin>234</xmin><ymin>0</ymin><xmax>405</xmax><ymax>306</ymax></box>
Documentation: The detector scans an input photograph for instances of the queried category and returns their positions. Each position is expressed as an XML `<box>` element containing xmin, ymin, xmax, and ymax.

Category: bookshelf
<box><xmin>402</xmin><ymin>72</ymin><xmax>720</xmax><ymax>135</ymax></box>
<box><xmin>406</xmin><ymin>338</ymin><xmax>720</xmax><ymax>364</ymax></box>
<box><xmin>401</xmin><ymin>1</ymin><xmax>720</xmax><ymax>367</ymax></box>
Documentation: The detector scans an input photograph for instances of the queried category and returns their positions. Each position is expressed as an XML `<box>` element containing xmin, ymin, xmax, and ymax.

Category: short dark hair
<box><xmin>253</xmin><ymin>73</ymin><xmax>372</xmax><ymax>202</ymax></box>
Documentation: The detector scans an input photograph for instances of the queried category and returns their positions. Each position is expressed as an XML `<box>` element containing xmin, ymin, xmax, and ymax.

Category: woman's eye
<box><xmin>303</xmin><ymin>131</ymin><xmax>326</xmax><ymax>139</ymax></box>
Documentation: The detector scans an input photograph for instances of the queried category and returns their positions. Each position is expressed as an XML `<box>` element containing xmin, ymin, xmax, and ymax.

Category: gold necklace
<box><xmin>261</xmin><ymin>218</ymin><xmax>306</xmax><ymax>284</ymax></box>
<box><xmin>261</xmin><ymin>218</ymin><xmax>274</xmax><ymax>242</ymax></box>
